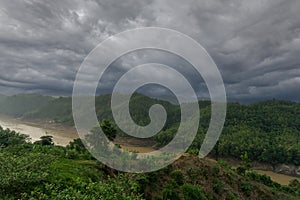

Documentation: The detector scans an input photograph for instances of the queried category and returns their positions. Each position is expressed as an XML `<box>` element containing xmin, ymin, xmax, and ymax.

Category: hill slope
<box><xmin>0</xmin><ymin>94</ymin><xmax>300</xmax><ymax>167</ymax></box>
<box><xmin>141</xmin><ymin>155</ymin><xmax>299</xmax><ymax>199</ymax></box>
<box><xmin>0</xmin><ymin>94</ymin><xmax>53</xmax><ymax>117</ymax></box>
<box><xmin>1</xmin><ymin>130</ymin><xmax>299</xmax><ymax>199</ymax></box>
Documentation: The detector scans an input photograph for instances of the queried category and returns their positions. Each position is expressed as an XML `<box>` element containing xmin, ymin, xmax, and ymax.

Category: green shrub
<box><xmin>0</xmin><ymin>152</ymin><xmax>54</xmax><ymax>196</ymax></box>
<box><xmin>289</xmin><ymin>179</ymin><xmax>300</xmax><ymax>188</ymax></box>
<box><xmin>246</xmin><ymin>171</ymin><xmax>273</xmax><ymax>187</ymax></box>
<box><xmin>228</xmin><ymin>191</ymin><xmax>240</xmax><ymax>200</ymax></box>
<box><xmin>181</xmin><ymin>183</ymin><xmax>206</xmax><ymax>200</ymax></box>
<box><xmin>200</xmin><ymin>166</ymin><xmax>209</xmax><ymax>179</ymax></box>
<box><xmin>162</xmin><ymin>188</ymin><xmax>180</xmax><ymax>200</ymax></box>
<box><xmin>187</xmin><ymin>148</ymin><xmax>199</xmax><ymax>155</ymax></box>
<box><xmin>213</xmin><ymin>178</ymin><xmax>224</xmax><ymax>194</ymax></box>
<box><xmin>217</xmin><ymin>159</ymin><xmax>232</xmax><ymax>170</ymax></box>
<box><xmin>240</xmin><ymin>181</ymin><xmax>252</xmax><ymax>196</ymax></box>
<box><xmin>137</xmin><ymin>175</ymin><xmax>149</xmax><ymax>192</ymax></box>
<box><xmin>187</xmin><ymin>167</ymin><xmax>200</xmax><ymax>183</ymax></box>
<box><xmin>20</xmin><ymin>175</ymin><xmax>145</xmax><ymax>200</ymax></box>
<box><xmin>213</xmin><ymin>166</ymin><xmax>220</xmax><ymax>175</ymax></box>
<box><xmin>170</xmin><ymin>170</ymin><xmax>185</xmax><ymax>186</ymax></box>
<box><xmin>236</xmin><ymin>166</ymin><xmax>246</xmax><ymax>175</ymax></box>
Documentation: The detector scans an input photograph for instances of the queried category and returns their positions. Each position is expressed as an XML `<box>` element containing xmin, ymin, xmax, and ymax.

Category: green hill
<box><xmin>1</xmin><ymin>127</ymin><xmax>300</xmax><ymax>199</ymax></box>
<box><xmin>24</xmin><ymin>96</ymin><xmax>74</xmax><ymax>125</ymax></box>
<box><xmin>0</xmin><ymin>94</ymin><xmax>53</xmax><ymax>117</ymax></box>
<box><xmin>0</xmin><ymin>94</ymin><xmax>300</xmax><ymax>167</ymax></box>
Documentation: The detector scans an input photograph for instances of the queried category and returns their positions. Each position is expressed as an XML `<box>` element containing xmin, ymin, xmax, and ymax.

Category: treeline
<box><xmin>202</xmin><ymin>100</ymin><xmax>300</xmax><ymax>166</ymax></box>
<box><xmin>0</xmin><ymin>94</ymin><xmax>300</xmax><ymax>166</ymax></box>
<box><xmin>156</xmin><ymin>100</ymin><xmax>300</xmax><ymax>166</ymax></box>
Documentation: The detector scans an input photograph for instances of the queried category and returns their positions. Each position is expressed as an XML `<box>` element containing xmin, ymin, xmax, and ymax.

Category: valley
<box><xmin>1</xmin><ymin>114</ymin><xmax>299</xmax><ymax>186</ymax></box>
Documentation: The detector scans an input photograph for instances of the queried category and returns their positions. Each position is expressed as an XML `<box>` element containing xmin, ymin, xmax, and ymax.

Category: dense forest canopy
<box><xmin>0</xmin><ymin>93</ymin><xmax>299</xmax><ymax>166</ymax></box>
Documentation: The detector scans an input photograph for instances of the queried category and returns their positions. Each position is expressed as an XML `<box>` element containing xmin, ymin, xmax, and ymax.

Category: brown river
<box><xmin>0</xmin><ymin>115</ymin><xmax>299</xmax><ymax>185</ymax></box>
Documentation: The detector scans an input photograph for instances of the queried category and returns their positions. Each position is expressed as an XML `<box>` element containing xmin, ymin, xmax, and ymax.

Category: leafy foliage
<box><xmin>0</xmin><ymin>127</ymin><xmax>144</xmax><ymax>199</ymax></box>
<box><xmin>34</xmin><ymin>135</ymin><xmax>54</xmax><ymax>146</ymax></box>
<box><xmin>1</xmin><ymin>94</ymin><xmax>300</xmax><ymax>199</ymax></box>
<box><xmin>0</xmin><ymin>126</ymin><xmax>29</xmax><ymax>147</ymax></box>
<box><xmin>1</xmin><ymin>94</ymin><xmax>300</xmax><ymax>167</ymax></box>
<box><xmin>1</xmin><ymin>127</ymin><xmax>300</xmax><ymax>199</ymax></box>
<box><xmin>181</xmin><ymin>184</ymin><xmax>206</xmax><ymax>200</ymax></box>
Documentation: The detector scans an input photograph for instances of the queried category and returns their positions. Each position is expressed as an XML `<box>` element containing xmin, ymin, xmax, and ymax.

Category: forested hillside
<box><xmin>1</xmin><ymin>127</ymin><xmax>300</xmax><ymax>199</ymax></box>
<box><xmin>0</xmin><ymin>94</ymin><xmax>53</xmax><ymax>117</ymax></box>
<box><xmin>0</xmin><ymin>94</ymin><xmax>299</xmax><ymax>167</ymax></box>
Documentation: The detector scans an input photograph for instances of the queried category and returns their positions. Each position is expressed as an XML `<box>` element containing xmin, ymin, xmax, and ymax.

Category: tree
<box><xmin>0</xmin><ymin>126</ymin><xmax>29</xmax><ymax>147</ymax></box>
<box><xmin>241</xmin><ymin>152</ymin><xmax>252</xmax><ymax>170</ymax></box>
<box><xmin>86</xmin><ymin>120</ymin><xmax>118</xmax><ymax>156</ymax></box>
<box><xmin>68</xmin><ymin>138</ymin><xmax>85</xmax><ymax>152</ymax></box>
<box><xmin>100</xmin><ymin>120</ymin><xmax>117</xmax><ymax>141</ymax></box>
<box><xmin>89</xmin><ymin>120</ymin><xmax>117</xmax><ymax>141</ymax></box>
<box><xmin>34</xmin><ymin>135</ymin><xmax>54</xmax><ymax>146</ymax></box>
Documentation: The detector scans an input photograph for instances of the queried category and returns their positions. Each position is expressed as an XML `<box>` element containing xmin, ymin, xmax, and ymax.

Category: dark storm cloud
<box><xmin>0</xmin><ymin>0</ymin><xmax>299</xmax><ymax>102</ymax></box>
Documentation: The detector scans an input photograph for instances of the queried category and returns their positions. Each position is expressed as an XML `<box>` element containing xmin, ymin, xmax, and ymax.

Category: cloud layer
<box><xmin>0</xmin><ymin>0</ymin><xmax>299</xmax><ymax>102</ymax></box>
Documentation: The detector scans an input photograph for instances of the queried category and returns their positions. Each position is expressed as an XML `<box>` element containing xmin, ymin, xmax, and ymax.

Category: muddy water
<box><xmin>255</xmin><ymin>170</ymin><xmax>300</xmax><ymax>185</ymax></box>
<box><xmin>0</xmin><ymin>116</ymin><xmax>77</xmax><ymax>146</ymax></box>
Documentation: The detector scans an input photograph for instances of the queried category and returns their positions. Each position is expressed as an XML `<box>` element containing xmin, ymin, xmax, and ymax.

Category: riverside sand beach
<box><xmin>0</xmin><ymin>115</ymin><xmax>77</xmax><ymax>146</ymax></box>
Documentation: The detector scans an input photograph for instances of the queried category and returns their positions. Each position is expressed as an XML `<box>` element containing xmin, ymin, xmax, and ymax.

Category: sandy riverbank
<box><xmin>0</xmin><ymin>115</ymin><xmax>78</xmax><ymax>146</ymax></box>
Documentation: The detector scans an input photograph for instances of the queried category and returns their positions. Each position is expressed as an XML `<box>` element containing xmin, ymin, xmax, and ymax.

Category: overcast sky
<box><xmin>0</xmin><ymin>0</ymin><xmax>299</xmax><ymax>103</ymax></box>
